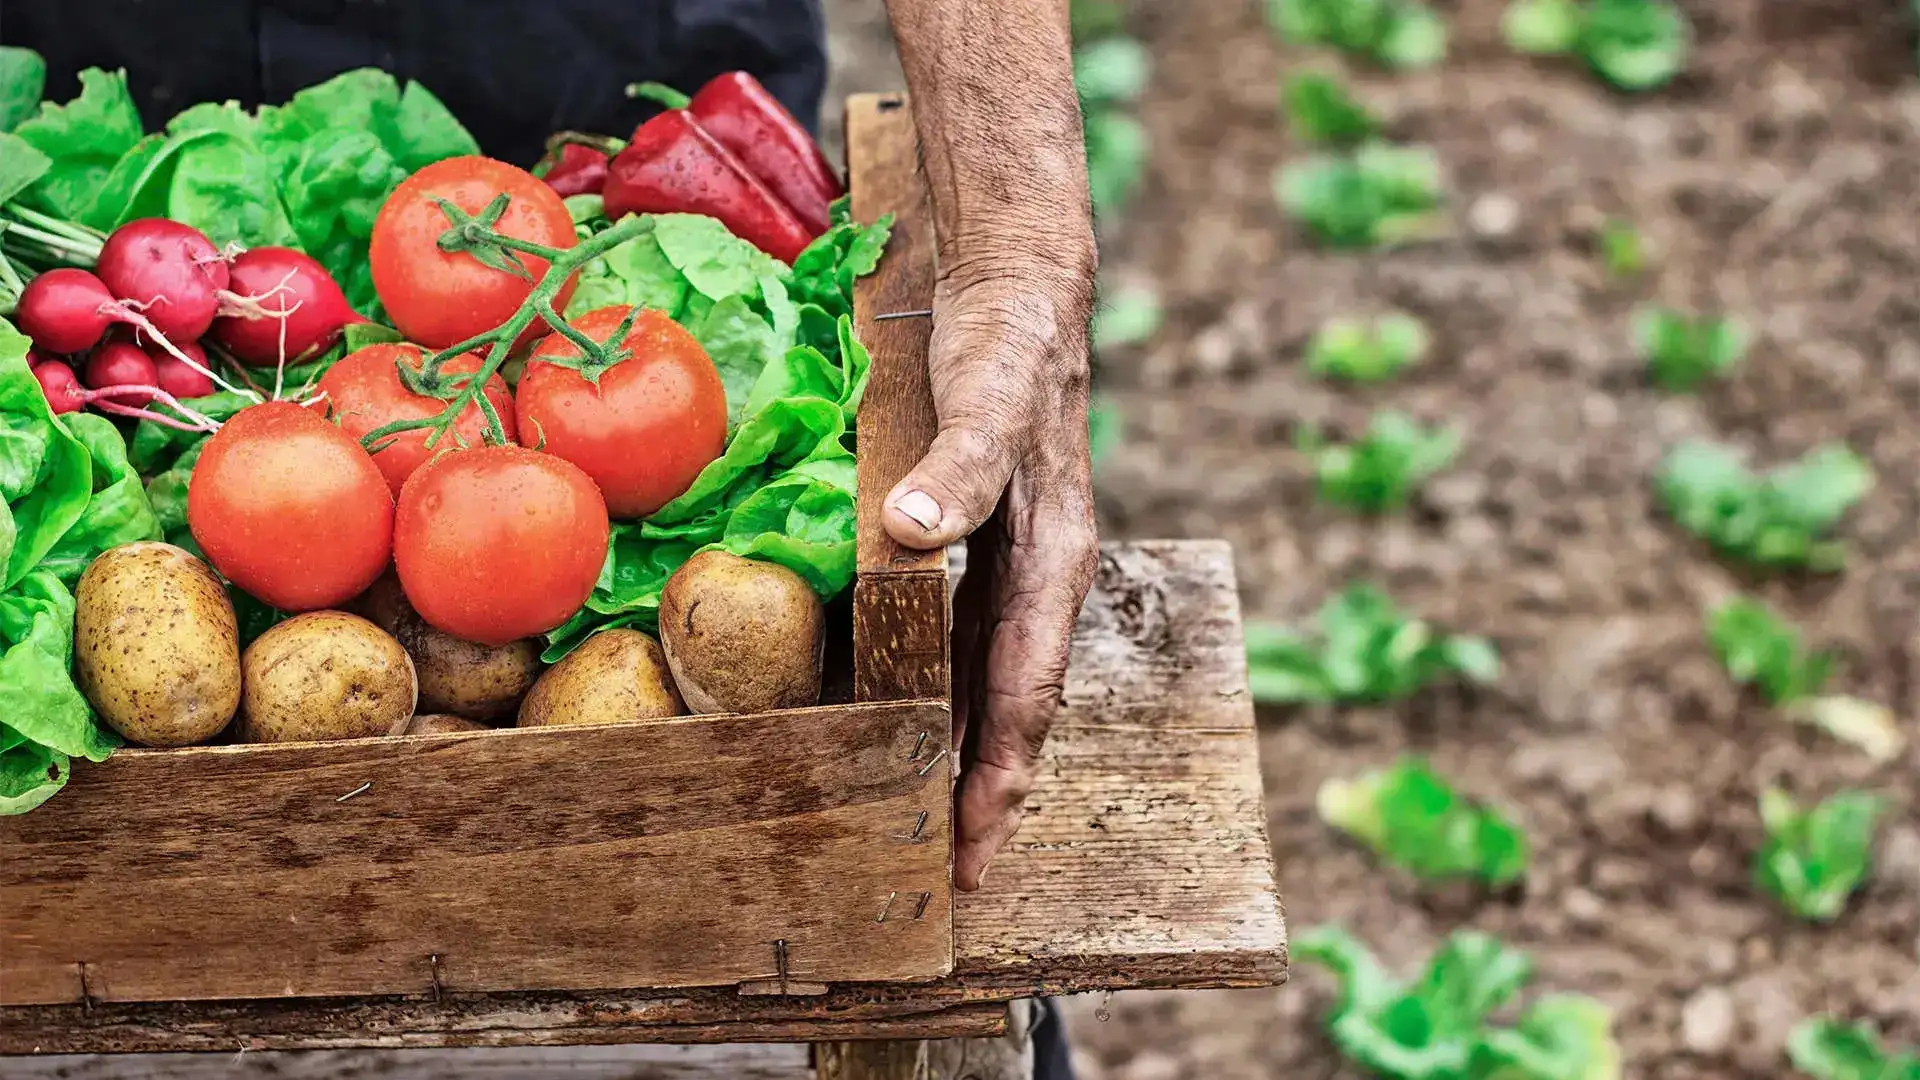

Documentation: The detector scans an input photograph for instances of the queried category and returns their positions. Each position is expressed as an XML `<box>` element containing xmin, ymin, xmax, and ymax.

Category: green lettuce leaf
<box><xmin>0</xmin><ymin>131</ymin><xmax>52</xmax><ymax>206</ymax></box>
<box><xmin>0</xmin><ymin>568</ymin><xmax>116</xmax><ymax>815</ymax></box>
<box><xmin>0</xmin><ymin>47</ymin><xmax>46</xmax><ymax>134</ymax></box>
<box><xmin>0</xmin><ymin>320</ymin><xmax>92</xmax><ymax>590</ymax></box>
<box><xmin>11</xmin><ymin>67</ymin><xmax>144</xmax><ymax>218</ymax></box>
<box><xmin>39</xmin><ymin>413</ymin><xmax>162</xmax><ymax>585</ymax></box>
<box><xmin>1317</xmin><ymin>757</ymin><xmax>1529</xmax><ymax>886</ymax></box>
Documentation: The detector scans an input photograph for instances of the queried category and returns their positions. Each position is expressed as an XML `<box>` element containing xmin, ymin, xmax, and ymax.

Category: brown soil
<box><xmin>822</xmin><ymin>1</ymin><xmax>1920</xmax><ymax>1076</ymax></box>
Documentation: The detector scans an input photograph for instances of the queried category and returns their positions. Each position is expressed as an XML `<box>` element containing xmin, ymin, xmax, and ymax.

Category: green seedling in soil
<box><xmin>1299</xmin><ymin>926</ymin><xmax>1623</xmax><ymax>1080</ymax></box>
<box><xmin>1269</xmin><ymin>0</ymin><xmax>1449</xmax><ymax>69</ymax></box>
<box><xmin>1318</xmin><ymin>758</ymin><xmax>1528</xmax><ymax>886</ymax></box>
<box><xmin>1245</xmin><ymin>583</ymin><xmax>1499</xmax><ymax>704</ymax></box>
<box><xmin>1704</xmin><ymin>598</ymin><xmax>1901</xmax><ymax>760</ymax></box>
<box><xmin>1075</xmin><ymin>35</ymin><xmax>1151</xmax><ymax>219</ymax></box>
<box><xmin>1277</xmin><ymin>142</ymin><xmax>1446</xmax><ymax>248</ymax></box>
<box><xmin>1756</xmin><ymin>788</ymin><xmax>1885</xmax><ymax>923</ymax></box>
<box><xmin>1091</xmin><ymin>285</ymin><xmax>1163</xmax><ymax>351</ymax></box>
<box><xmin>1656</xmin><ymin>440</ymin><xmax>1872</xmax><ymax>572</ymax></box>
<box><xmin>1300</xmin><ymin>410</ymin><xmax>1460</xmax><ymax>513</ymax></box>
<box><xmin>1708</xmin><ymin>598</ymin><xmax>1834</xmax><ymax>707</ymax></box>
<box><xmin>1638</xmin><ymin>306</ymin><xmax>1749</xmax><ymax>391</ymax></box>
<box><xmin>1503</xmin><ymin>0</ymin><xmax>1690</xmax><ymax>91</ymax></box>
<box><xmin>1308</xmin><ymin>312</ymin><xmax>1429</xmax><ymax>381</ymax></box>
<box><xmin>1599</xmin><ymin>217</ymin><xmax>1644</xmax><ymax>278</ymax></box>
<box><xmin>1088</xmin><ymin>397</ymin><xmax>1122</xmax><ymax>466</ymax></box>
<box><xmin>1790</xmin><ymin>1017</ymin><xmax>1920</xmax><ymax>1080</ymax></box>
<box><xmin>1284</xmin><ymin>71</ymin><xmax>1381</xmax><ymax>146</ymax></box>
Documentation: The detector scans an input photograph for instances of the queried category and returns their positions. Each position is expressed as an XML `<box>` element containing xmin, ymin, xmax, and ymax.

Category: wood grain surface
<box><xmin>849</xmin><ymin>93</ymin><xmax>944</xmax><ymax>579</ymax></box>
<box><xmin>0</xmin><ymin>540</ymin><xmax>1284</xmax><ymax>1053</ymax></box>
<box><xmin>0</xmin><ymin>701</ymin><xmax>955</xmax><ymax>1006</ymax></box>
<box><xmin>9</xmin><ymin>1043</ymin><xmax>819</xmax><ymax>1079</ymax></box>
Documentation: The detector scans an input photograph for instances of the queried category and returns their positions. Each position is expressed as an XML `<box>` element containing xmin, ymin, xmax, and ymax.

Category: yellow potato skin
<box><xmin>239</xmin><ymin>612</ymin><xmax>418</xmax><ymax>743</ymax></box>
<box><xmin>353</xmin><ymin>574</ymin><xmax>542</xmax><ymax>721</ymax></box>
<box><xmin>399</xmin><ymin>713</ymin><xmax>490</xmax><ymax>735</ymax></box>
<box><xmin>517</xmin><ymin>629</ymin><xmax>684</xmax><ymax>727</ymax></box>
<box><xmin>657</xmin><ymin>551</ymin><xmax>823</xmax><ymax>715</ymax></box>
<box><xmin>74</xmin><ymin>542</ymin><xmax>241</xmax><ymax>747</ymax></box>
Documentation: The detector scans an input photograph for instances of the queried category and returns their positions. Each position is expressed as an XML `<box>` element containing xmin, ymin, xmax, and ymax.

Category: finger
<box><xmin>885</xmin><ymin>406</ymin><xmax>1026</xmax><ymax>551</ymax></box>
<box><xmin>953</xmin><ymin>480</ymin><xmax>1099</xmax><ymax>892</ymax></box>
<box><xmin>950</xmin><ymin>519</ymin><xmax>1004</xmax><ymax>751</ymax></box>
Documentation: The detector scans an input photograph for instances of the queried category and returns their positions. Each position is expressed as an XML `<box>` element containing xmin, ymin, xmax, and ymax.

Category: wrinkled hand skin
<box><xmin>883</xmin><ymin>0</ymin><xmax>1099</xmax><ymax>892</ymax></box>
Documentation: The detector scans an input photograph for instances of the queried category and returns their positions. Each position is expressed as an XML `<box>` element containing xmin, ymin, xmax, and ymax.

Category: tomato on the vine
<box><xmin>517</xmin><ymin>305</ymin><xmax>728</xmax><ymax>519</ymax></box>
<box><xmin>188</xmin><ymin>401</ymin><xmax>394</xmax><ymax>612</ymax></box>
<box><xmin>320</xmin><ymin>343</ymin><xmax>518</xmax><ymax>496</ymax></box>
<box><xmin>370</xmin><ymin>156</ymin><xmax>577</xmax><ymax>351</ymax></box>
<box><xmin>393</xmin><ymin>445</ymin><xmax>609</xmax><ymax>646</ymax></box>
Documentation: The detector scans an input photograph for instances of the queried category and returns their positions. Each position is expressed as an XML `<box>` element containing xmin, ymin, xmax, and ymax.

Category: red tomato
<box><xmin>320</xmin><ymin>343</ymin><xmax>519</xmax><ymax>496</ymax></box>
<box><xmin>394</xmin><ymin>445</ymin><xmax>609</xmax><ymax>646</ymax></box>
<box><xmin>517</xmin><ymin>306</ymin><xmax>728</xmax><ymax>519</ymax></box>
<box><xmin>188</xmin><ymin>401</ymin><xmax>394</xmax><ymax>611</ymax></box>
<box><xmin>369</xmin><ymin>156</ymin><xmax>577</xmax><ymax>351</ymax></box>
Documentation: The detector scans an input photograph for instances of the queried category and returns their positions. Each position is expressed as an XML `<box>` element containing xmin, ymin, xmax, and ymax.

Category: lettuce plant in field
<box><xmin>1074</xmin><ymin>28</ymin><xmax>1152</xmax><ymax>219</ymax></box>
<box><xmin>1318</xmin><ymin>758</ymin><xmax>1529</xmax><ymax>886</ymax></box>
<box><xmin>1278</xmin><ymin>142</ymin><xmax>1446</xmax><ymax>248</ymax></box>
<box><xmin>1638</xmin><ymin>306</ymin><xmax>1748</xmax><ymax>392</ymax></box>
<box><xmin>1299</xmin><ymin>926</ymin><xmax>1622</xmax><ymax>1080</ymax></box>
<box><xmin>1308</xmin><ymin>312</ymin><xmax>1429</xmax><ymax>382</ymax></box>
<box><xmin>1790</xmin><ymin>1017</ymin><xmax>1920</xmax><ymax>1080</ymax></box>
<box><xmin>1284</xmin><ymin>71</ymin><xmax>1382</xmax><ymax>146</ymax></box>
<box><xmin>1269</xmin><ymin>0</ymin><xmax>1449</xmax><ymax>70</ymax></box>
<box><xmin>1708</xmin><ymin>598</ymin><xmax>1833</xmax><ymax>707</ymax></box>
<box><xmin>1503</xmin><ymin>0</ymin><xmax>1690</xmax><ymax>91</ymax></box>
<box><xmin>1300</xmin><ymin>410</ymin><xmax>1460</xmax><ymax>513</ymax></box>
<box><xmin>1657</xmin><ymin>441</ymin><xmax>1872</xmax><ymax>572</ymax></box>
<box><xmin>1245</xmin><ymin>584</ymin><xmax>1499</xmax><ymax>704</ymax></box>
<box><xmin>1756</xmin><ymin>788</ymin><xmax>1885</xmax><ymax>923</ymax></box>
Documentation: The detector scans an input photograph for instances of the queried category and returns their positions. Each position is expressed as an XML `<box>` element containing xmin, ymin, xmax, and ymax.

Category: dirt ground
<box><xmin>825</xmin><ymin>0</ymin><xmax>1920</xmax><ymax>1077</ymax></box>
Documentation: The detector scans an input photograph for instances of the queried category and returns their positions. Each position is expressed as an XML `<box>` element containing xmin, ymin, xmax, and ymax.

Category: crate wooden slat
<box><xmin>0</xmin><ymin>539</ymin><xmax>1285</xmax><ymax>1053</ymax></box>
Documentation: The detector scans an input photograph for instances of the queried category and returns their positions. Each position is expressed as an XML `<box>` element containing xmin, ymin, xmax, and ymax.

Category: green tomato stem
<box><xmin>362</xmin><ymin>210</ymin><xmax>654</xmax><ymax>455</ymax></box>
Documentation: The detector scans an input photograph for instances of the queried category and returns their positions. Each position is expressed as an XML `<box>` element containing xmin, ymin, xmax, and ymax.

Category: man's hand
<box><xmin>881</xmin><ymin>0</ymin><xmax>1098</xmax><ymax>891</ymax></box>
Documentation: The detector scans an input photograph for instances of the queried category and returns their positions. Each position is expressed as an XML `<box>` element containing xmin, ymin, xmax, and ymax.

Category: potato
<box><xmin>517</xmin><ymin>629</ymin><xmax>684</xmax><ymax>727</ymax></box>
<box><xmin>399</xmin><ymin>713</ymin><xmax>489</xmax><ymax>735</ymax></box>
<box><xmin>353</xmin><ymin>573</ymin><xmax>542</xmax><ymax>721</ymax></box>
<box><xmin>73</xmin><ymin>542</ymin><xmax>241</xmax><ymax>747</ymax></box>
<box><xmin>239</xmin><ymin>612</ymin><xmax>418</xmax><ymax>743</ymax></box>
<box><xmin>658</xmin><ymin>551</ymin><xmax>822</xmax><ymax>714</ymax></box>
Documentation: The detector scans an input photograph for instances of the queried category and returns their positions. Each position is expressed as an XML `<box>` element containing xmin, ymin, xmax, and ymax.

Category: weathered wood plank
<box><xmin>11</xmin><ymin>1044</ymin><xmax>818</xmax><ymax>1079</ymax></box>
<box><xmin>0</xmin><ymin>540</ymin><xmax>1284</xmax><ymax>1052</ymax></box>
<box><xmin>0</xmin><ymin>702</ymin><xmax>954</xmax><ymax>1006</ymax></box>
<box><xmin>850</xmin><ymin>92</ymin><xmax>944</xmax><ymax>580</ymax></box>
<box><xmin>816</xmin><ymin>1001</ymin><xmax>1037</xmax><ymax>1080</ymax></box>
<box><xmin>852</xmin><ymin>571</ymin><xmax>950</xmax><ymax>703</ymax></box>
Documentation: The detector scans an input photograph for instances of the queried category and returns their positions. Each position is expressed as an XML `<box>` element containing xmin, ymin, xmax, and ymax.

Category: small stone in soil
<box><xmin>1681</xmin><ymin>987</ymin><xmax>1737</xmax><ymax>1057</ymax></box>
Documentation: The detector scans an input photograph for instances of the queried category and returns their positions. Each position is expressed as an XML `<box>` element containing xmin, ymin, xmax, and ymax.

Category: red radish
<box><xmin>33</xmin><ymin>361</ymin><xmax>87</xmax><ymax>413</ymax></box>
<box><xmin>211</xmin><ymin>247</ymin><xmax>357</xmax><ymax>368</ymax></box>
<box><xmin>96</xmin><ymin>218</ymin><xmax>230</xmax><ymax>341</ymax></box>
<box><xmin>16</xmin><ymin>269</ymin><xmax>117</xmax><ymax>354</ymax></box>
<box><xmin>26</xmin><ymin>348</ymin><xmax>56</xmax><ymax>370</ymax></box>
<box><xmin>83</xmin><ymin>341</ymin><xmax>159</xmax><ymax>393</ymax></box>
<box><xmin>152</xmin><ymin>341</ymin><xmax>216</xmax><ymax>399</ymax></box>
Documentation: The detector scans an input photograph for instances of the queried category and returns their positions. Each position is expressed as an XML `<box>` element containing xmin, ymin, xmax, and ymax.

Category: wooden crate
<box><xmin>0</xmin><ymin>95</ymin><xmax>953</xmax><ymax>1009</ymax></box>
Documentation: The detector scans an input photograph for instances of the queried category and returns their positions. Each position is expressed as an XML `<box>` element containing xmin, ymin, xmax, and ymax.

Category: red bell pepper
<box><xmin>686</xmin><ymin>73</ymin><xmax>843</xmax><ymax>237</ymax></box>
<box><xmin>603</xmin><ymin>110</ymin><xmax>815</xmax><ymax>265</ymax></box>
<box><xmin>538</xmin><ymin>142</ymin><xmax>610</xmax><ymax>198</ymax></box>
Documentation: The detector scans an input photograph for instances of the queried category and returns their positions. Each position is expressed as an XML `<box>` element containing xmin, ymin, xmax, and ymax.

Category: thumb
<box><xmin>885</xmin><ymin>410</ymin><xmax>1026</xmax><ymax>550</ymax></box>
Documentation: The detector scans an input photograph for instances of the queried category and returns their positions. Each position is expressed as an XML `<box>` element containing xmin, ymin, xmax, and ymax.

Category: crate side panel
<box><xmin>0</xmin><ymin>702</ymin><xmax>953</xmax><ymax>1005</ymax></box>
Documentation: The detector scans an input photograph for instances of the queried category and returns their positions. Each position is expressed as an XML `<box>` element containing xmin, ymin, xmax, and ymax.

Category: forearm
<box><xmin>882</xmin><ymin>0</ymin><xmax>1097</xmax><ymax>291</ymax></box>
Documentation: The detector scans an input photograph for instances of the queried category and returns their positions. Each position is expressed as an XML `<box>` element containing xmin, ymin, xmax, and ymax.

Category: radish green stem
<box><xmin>0</xmin><ymin>220</ymin><xmax>98</xmax><ymax>260</ymax></box>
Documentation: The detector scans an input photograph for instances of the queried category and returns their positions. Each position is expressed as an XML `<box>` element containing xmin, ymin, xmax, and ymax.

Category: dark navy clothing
<box><xmin>1</xmin><ymin>0</ymin><xmax>829</xmax><ymax>164</ymax></box>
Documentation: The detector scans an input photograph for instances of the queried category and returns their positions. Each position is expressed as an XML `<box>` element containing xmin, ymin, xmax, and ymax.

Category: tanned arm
<box><xmin>879</xmin><ymin>0</ymin><xmax>1100</xmax><ymax>892</ymax></box>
